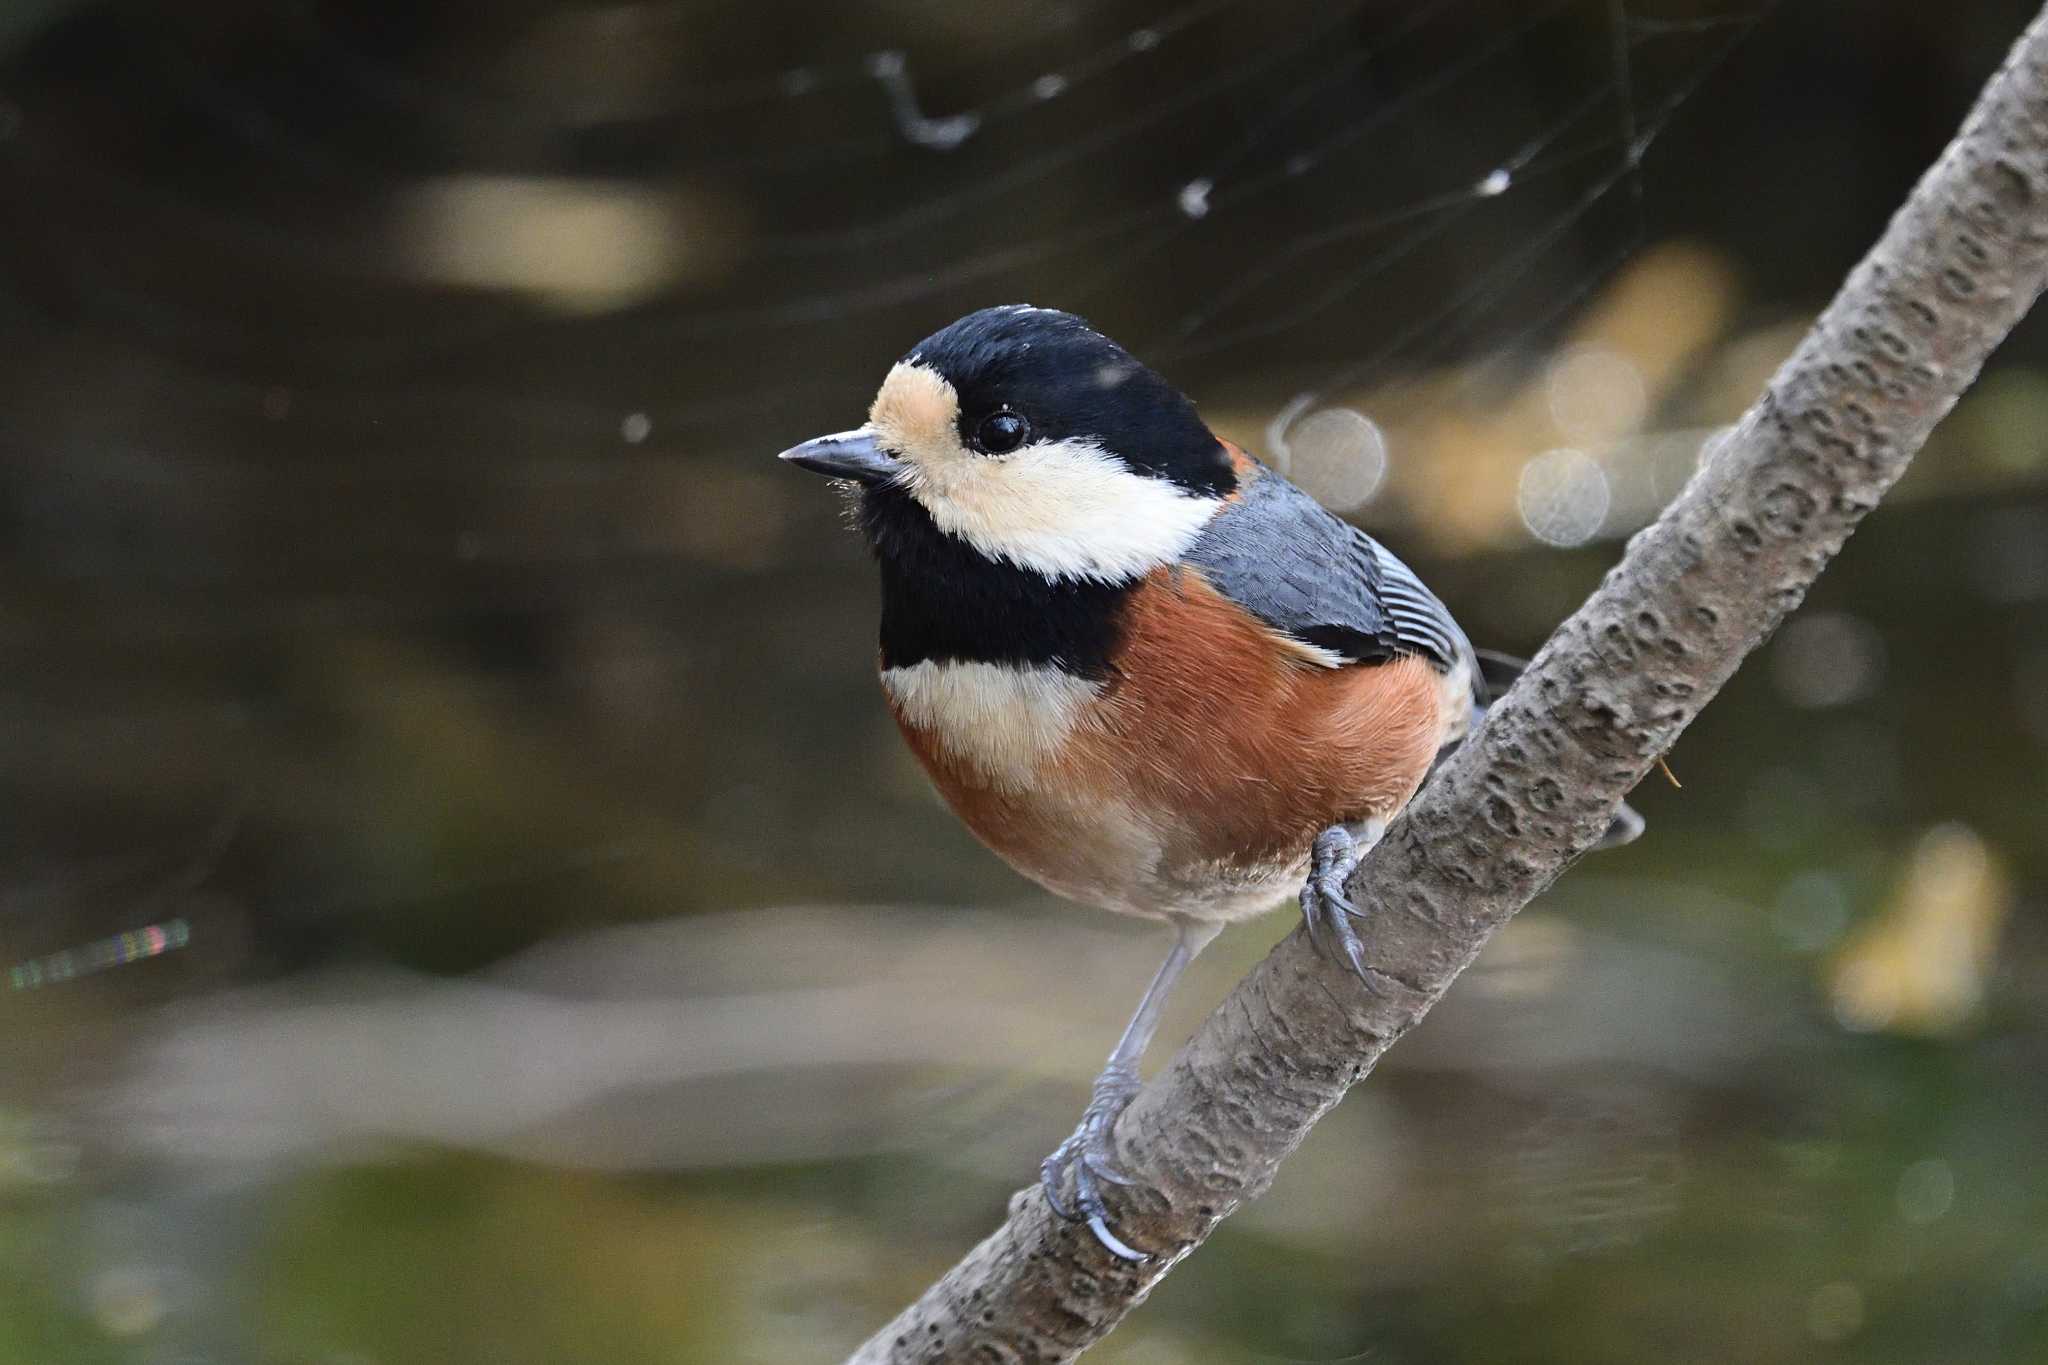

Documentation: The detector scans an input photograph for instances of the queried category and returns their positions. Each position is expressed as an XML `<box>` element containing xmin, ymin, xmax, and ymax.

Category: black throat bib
<box><xmin>858</xmin><ymin>484</ymin><xmax>1134</xmax><ymax>677</ymax></box>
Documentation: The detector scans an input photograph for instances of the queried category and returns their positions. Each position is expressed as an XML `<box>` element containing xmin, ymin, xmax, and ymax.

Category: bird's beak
<box><xmin>776</xmin><ymin>428</ymin><xmax>898</xmax><ymax>486</ymax></box>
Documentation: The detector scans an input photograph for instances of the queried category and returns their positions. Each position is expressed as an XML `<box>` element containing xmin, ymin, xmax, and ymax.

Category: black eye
<box><xmin>974</xmin><ymin>410</ymin><xmax>1030</xmax><ymax>454</ymax></box>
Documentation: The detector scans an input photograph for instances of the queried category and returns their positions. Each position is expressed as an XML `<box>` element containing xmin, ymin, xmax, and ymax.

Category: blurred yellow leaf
<box><xmin>1826</xmin><ymin>823</ymin><xmax>2012</xmax><ymax>1037</ymax></box>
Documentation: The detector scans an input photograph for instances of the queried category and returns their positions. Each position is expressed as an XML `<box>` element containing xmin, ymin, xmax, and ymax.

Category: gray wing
<box><xmin>1184</xmin><ymin>466</ymin><xmax>1471</xmax><ymax>675</ymax></box>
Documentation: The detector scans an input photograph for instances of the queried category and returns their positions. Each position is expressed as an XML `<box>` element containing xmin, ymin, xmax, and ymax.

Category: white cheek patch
<box><xmin>882</xmin><ymin>660</ymin><xmax>1101</xmax><ymax>792</ymax></box>
<box><xmin>905</xmin><ymin>436</ymin><xmax>1221</xmax><ymax>584</ymax></box>
<box><xmin>865</xmin><ymin>360</ymin><xmax>1223</xmax><ymax>584</ymax></box>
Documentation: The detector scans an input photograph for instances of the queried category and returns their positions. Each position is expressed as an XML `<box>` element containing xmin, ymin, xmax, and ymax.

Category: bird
<box><xmin>777</xmin><ymin>304</ymin><xmax>1640</xmax><ymax>1259</ymax></box>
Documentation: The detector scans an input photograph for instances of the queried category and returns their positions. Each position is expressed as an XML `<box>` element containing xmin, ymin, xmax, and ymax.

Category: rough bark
<box><xmin>847</xmin><ymin>9</ymin><xmax>2048</xmax><ymax>1362</ymax></box>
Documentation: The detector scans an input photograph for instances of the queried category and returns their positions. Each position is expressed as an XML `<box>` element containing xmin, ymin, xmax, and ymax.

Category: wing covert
<box><xmin>1183</xmin><ymin>463</ymin><xmax>1469</xmax><ymax>675</ymax></box>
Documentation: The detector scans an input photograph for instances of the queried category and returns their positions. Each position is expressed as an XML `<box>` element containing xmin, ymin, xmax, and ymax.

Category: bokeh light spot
<box><xmin>1896</xmin><ymin>1157</ymin><xmax>1956</xmax><ymax>1224</ymax></box>
<box><xmin>1771</xmin><ymin>611</ymin><xmax>1885</xmax><ymax>709</ymax></box>
<box><xmin>91</xmin><ymin>1266</ymin><xmax>168</xmax><ymax>1337</ymax></box>
<box><xmin>1284</xmin><ymin>407</ymin><xmax>1387</xmax><ymax>512</ymax></box>
<box><xmin>1516</xmin><ymin>449</ymin><xmax>1610</xmax><ymax>546</ymax></box>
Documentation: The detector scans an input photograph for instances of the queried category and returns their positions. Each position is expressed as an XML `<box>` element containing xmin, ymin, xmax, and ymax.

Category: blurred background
<box><xmin>2</xmin><ymin>1</ymin><xmax>2045</xmax><ymax>1361</ymax></box>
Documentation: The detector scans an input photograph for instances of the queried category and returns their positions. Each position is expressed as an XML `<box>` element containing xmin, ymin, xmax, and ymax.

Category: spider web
<box><xmin>0</xmin><ymin>0</ymin><xmax>1775</xmax><ymax>968</ymax></box>
<box><xmin>0</xmin><ymin>1</ymin><xmax>1770</xmax><ymax>416</ymax></box>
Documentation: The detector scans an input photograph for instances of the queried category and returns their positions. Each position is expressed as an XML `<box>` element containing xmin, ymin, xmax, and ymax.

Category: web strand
<box><xmin>0</xmin><ymin>2</ymin><xmax>1775</xmax><ymax>458</ymax></box>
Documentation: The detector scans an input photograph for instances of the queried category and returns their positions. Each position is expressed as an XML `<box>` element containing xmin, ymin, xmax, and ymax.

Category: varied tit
<box><xmin>779</xmin><ymin>305</ymin><xmax>1641</xmax><ymax>1259</ymax></box>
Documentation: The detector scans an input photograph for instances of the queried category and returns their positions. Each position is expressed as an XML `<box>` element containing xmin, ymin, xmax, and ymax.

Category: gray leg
<box><xmin>1300</xmin><ymin>818</ymin><xmax>1384</xmax><ymax>984</ymax></box>
<box><xmin>1040</xmin><ymin>915</ymin><xmax>1223</xmax><ymax>1260</ymax></box>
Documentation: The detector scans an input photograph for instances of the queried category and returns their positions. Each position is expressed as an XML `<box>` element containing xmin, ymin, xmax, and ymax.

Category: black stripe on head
<box><xmin>906</xmin><ymin>305</ymin><xmax>1235</xmax><ymax>498</ymax></box>
<box><xmin>858</xmin><ymin>483</ymin><xmax>1131</xmax><ymax>675</ymax></box>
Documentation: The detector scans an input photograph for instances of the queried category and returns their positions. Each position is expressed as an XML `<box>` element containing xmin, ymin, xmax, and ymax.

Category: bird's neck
<box><xmin>859</xmin><ymin>485</ymin><xmax>1139</xmax><ymax>676</ymax></box>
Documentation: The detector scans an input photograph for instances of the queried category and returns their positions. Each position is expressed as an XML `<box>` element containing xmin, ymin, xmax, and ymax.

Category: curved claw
<box><xmin>1299</xmin><ymin>881</ymin><xmax>1330</xmax><ymax>958</ymax></box>
<box><xmin>1318</xmin><ymin>898</ymin><xmax>1375</xmax><ymax>989</ymax></box>
<box><xmin>1040</xmin><ymin>1145</ymin><xmax>1079</xmax><ymax>1221</ymax></box>
<box><xmin>1302</xmin><ymin>824</ymin><xmax>1379</xmax><ymax>990</ymax></box>
<box><xmin>1087</xmin><ymin>1213</ymin><xmax>1148</xmax><ymax>1263</ymax></box>
<box><xmin>1333</xmin><ymin>920</ymin><xmax>1370</xmax><ymax>982</ymax></box>
<box><xmin>1073</xmin><ymin>1156</ymin><xmax>1102</xmax><ymax>1221</ymax></box>
<box><xmin>1072</xmin><ymin>1157</ymin><xmax>1151</xmax><ymax>1260</ymax></box>
<box><xmin>1039</xmin><ymin>1072</ymin><xmax>1150</xmax><ymax>1253</ymax></box>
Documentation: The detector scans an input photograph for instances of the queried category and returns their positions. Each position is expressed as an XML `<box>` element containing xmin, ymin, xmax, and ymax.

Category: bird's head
<box><xmin>779</xmin><ymin>305</ymin><xmax>1237</xmax><ymax>584</ymax></box>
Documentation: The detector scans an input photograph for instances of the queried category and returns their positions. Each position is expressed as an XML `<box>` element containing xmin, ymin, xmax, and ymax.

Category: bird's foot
<box><xmin>1300</xmin><ymin>822</ymin><xmax>1377</xmax><ymax>987</ymax></box>
<box><xmin>1040</xmin><ymin>1065</ymin><xmax>1149</xmax><ymax>1261</ymax></box>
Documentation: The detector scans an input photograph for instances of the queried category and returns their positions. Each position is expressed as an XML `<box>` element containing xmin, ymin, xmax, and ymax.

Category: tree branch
<box><xmin>847</xmin><ymin>9</ymin><xmax>2048</xmax><ymax>1361</ymax></box>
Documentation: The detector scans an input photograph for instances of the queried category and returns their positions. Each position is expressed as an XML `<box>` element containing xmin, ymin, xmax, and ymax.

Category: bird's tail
<box><xmin>1464</xmin><ymin>649</ymin><xmax>1645</xmax><ymax>851</ymax></box>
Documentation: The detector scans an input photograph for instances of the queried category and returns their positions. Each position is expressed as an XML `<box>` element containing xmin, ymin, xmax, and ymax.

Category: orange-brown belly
<box><xmin>884</xmin><ymin>569</ymin><xmax>1447</xmax><ymax>921</ymax></box>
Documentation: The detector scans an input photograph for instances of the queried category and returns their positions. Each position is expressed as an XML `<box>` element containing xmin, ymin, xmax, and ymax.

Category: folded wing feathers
<box><xmin>1369</xmin><ymin>541</ymin><xmax>1472</xmax><ymax>677</ymax></box>
<box><xmin>1184</xmin><ymin>467</ymin><xmax>1486</xmax><ymax>677</ymax></box>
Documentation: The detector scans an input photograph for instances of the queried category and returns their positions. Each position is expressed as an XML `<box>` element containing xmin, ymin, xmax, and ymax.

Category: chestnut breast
<box><xmin>882</xmin><ymin>567</ymin><xmax>1447</xmax><ymax>921</ymax></box>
